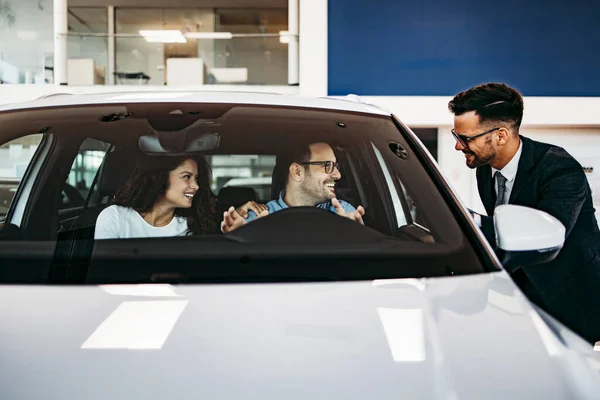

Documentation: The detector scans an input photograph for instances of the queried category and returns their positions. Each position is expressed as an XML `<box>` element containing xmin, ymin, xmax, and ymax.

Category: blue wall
<box><xmin>328</xmin><ymin>0</ymin><xmax>600</xmax><ymax>96</ymax></box>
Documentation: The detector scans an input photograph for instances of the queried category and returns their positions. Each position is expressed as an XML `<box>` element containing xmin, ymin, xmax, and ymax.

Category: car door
<box><xmin>0</xmin><ymin>133</ymin><xmax>48</xmax><ymax>237</ymax></box>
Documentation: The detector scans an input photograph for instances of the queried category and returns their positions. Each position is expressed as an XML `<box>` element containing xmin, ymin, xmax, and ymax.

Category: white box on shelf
<box><xmin>67</xmin><ymin>59</ymin><xmax>96</xmax><ymax>86</ymax></box>
<box><xmin>210</xmin><ymin>68</ymin><xmax>248</xmax><ymax>83</ymax></box>
<box><xmin>166</xmin><ymin>58</ymin><xmax>205</xmax><ymax>86</ymax></box>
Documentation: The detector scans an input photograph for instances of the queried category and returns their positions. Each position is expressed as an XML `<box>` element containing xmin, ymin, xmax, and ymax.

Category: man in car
<box><xmin>449</xmin><ymin>82</ymin><xmax>600</xmax><ymax>344</ymax></box>
<box><xmin>220</xmin><ymin>142</ymin><xmax>365</xmax><ymax>233</ymax></box>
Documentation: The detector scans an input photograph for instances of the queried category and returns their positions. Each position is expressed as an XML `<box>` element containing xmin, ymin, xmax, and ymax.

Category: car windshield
<box><xmin>0</xmin><ymin>101</ymin><xmax>494</xmax><ymax>284</ymax></box>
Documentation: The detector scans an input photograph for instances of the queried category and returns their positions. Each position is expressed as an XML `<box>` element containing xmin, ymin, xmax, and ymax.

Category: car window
<box><xmin>209</xmin><ymin>155</ymin><xmax>276</xmax><ymax>201</ymax></box>
<box><xmin>0</xmin><ymin>103</ymin><xmax>490</xmax><ymax>284</ymax></box>
<box><xmin>372</xmin><ymin>143</ymin><xmax>408</xmax><ymax>227</ymax></box>
<box><xmin>0</xmin><ymin>134</ymin><xmax>44</xmax><ymax>221</ymax></box>
<box><xmin>61</xmin><ymin>139</ymin><xmax>111</xmax><ymax>209</ymax></box>
<box><xmin>397</xmin><ymin>178</ymin><xmax>420</xmax><ymax>225</ymax></box>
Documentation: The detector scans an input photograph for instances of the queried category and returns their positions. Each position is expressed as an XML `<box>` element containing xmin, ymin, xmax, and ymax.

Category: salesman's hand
<box><xmin>332</xmin><ymin>198</ymin><xmax>365</xmax><ymax>224</ymax></box>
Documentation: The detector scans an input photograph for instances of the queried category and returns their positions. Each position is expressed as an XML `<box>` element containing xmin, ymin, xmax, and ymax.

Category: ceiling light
<box><xmin>184</xmin><ymin>32</ymin><xmax>233</xmax><ymax>40</ymax></box>
<box><xmin>139</xmin><ymin>30</ymin><xmax>186</xmax><ymax>43</ymax></box>
<box><xmin>279</xmin><ymin>30</ymin><xmax>292</xmax><ymax>44</ymax></box>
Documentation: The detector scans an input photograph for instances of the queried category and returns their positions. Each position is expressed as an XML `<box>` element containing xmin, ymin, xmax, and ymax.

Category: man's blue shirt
<box><xmin>245</xmin><ymin>190</ymin><xmax>358</xmax><ymax>222</ymax></box>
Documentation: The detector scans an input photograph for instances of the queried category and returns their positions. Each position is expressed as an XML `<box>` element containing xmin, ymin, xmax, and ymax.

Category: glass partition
<box><xmin>211</xmin><ymin>37</ymin><xmax>288</xmax><ymax>85</ymax></box>
<box><xmin>0</xmin><ymin>4</ymin><xmax>293</xmax><ymax>86</ymax></box>
<box><xmin>214</xmin><ymin>8</ymin><xmax>288</xmax><ymax>85</ymax></box>
<box><xmin>67</xmin><ymin>8</ymin><xmax>108</xmax><ymax>85</ymax></box>
<box><xmin>0</xmin><ymin>0</ymin><xmax>53</xmax><ymax>83</ymax></box>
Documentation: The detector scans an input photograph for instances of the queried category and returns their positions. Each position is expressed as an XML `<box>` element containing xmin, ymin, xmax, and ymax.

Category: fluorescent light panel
<box><xmin>279</xmin><ymin>30</ymin><xmax>291</xmax><ymax>43</ymax></box>
<box><xmin>184</xmin><ymin>32</ymin><xmax>233</xmax><ymax>40</ymax></box>
<box><xmin>139</xmin><ymin>30</ymin><xmax>186</xmax><ymax>43</ymax></box>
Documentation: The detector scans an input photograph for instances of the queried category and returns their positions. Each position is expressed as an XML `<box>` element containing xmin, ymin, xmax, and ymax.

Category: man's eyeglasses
<box><xmin>451</xmin><ymin>127</ymin><xmax>500</xmax><ymax>148</ymax></box>
<box><xmin>299</xmin><ymin>161</ymin><xmax>340</xmax><ymax>174</ymax></box>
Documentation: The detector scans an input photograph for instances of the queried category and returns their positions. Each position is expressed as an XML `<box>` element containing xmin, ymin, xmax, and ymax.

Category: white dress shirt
<box><xmin>471</xmin><ymin>138</ymin><xmax>523</xmax><ymax>227</ymax></box>
<box><xmin>491</xmin><ymin>138</ymin><xmax>523</xmax><ymax>205</ymax></box>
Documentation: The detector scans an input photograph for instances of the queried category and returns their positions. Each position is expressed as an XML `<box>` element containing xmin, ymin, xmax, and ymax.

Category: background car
<box><xmin>0</xmin><ymin>92</ymin><xmax>599</xmax><ymax>399</ymax></box>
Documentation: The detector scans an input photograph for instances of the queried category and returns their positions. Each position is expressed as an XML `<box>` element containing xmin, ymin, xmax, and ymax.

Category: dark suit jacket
<box><xmin>477</xmin><ymin>135</ymin><xmax>600</xmax><ymax>343</ymax></box>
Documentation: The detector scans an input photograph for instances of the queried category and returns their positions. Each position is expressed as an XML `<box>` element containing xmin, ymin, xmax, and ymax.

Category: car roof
<box><xmin>0</xmin><ymin>91</ymin><xmax>391</xmax><ymax>116</ymax></box>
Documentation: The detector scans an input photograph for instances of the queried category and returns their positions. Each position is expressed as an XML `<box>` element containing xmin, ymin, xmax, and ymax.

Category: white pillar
<box><xmin>299</xmin><ymin>0</ymin><xmax>328</xmax><ymax>96</ymax></box>
<box><xmin>107</xmin><ymin>6</ymin><xmax>115</xmax><ymax>85</ymax></box>
<box><xmin>53</xmin><ymin>0</ymin><xmax>68</xmax><ymax>85</ymax></box>
<box><xmin>288</xmin><ymin>0</ymin><xmax>299</xmax><ymax>85</ymax></box>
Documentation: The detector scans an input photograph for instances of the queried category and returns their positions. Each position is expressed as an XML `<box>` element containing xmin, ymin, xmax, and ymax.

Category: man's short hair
<box><xmin>275</xmin><ymin>142</ymin><xmax>313</xmax><ymax>188</ymax></box>
<box><xmin>277</xmin><ymin>142</ymin><xmax>312</xmax><ymax>170</ymax></box>
<box><xmin>448</xmin><ymin>82</ymin><xmax>524</xmax><ymax>131</ymax></box>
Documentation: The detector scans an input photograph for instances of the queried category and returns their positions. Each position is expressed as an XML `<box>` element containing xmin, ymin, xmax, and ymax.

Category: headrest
<box><xmin>98</xmin><ymin>150</ymin><xmax>138</xmax><ymax>196</ymax></box>
<box><xmin>217</xmin><ymin>186</ymin><xmax>257</xmax><ymax>207</ymax></box>
<box><xmin>271</xmin><ymin>161</ymin><xmax>288</xmax><ymax>200</ymax></box>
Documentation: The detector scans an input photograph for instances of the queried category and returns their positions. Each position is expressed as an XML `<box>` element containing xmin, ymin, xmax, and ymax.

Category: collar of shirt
<box><xmin>275</xmin><ymin>190</ymin><xmax>289</xmax><ymax>209</ymax></box>
<box><xmin>491</xmin><ymin>138</ymin><xmax>523</xmax><ymax>182</ymax></box>
<box><xmin>244</xmin><ymin>189</ymin><xmax>359</xmax><ymax>223</ymax></box>
<box><xmin>274</xmin><ymin>189</ymin><xmax>338</xmax><ymax>212</ymax></box>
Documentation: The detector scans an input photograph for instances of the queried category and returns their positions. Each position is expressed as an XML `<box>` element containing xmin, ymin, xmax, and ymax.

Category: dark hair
<box><xmin>276</xmin><ymin>142</ymin><xmax>313</xmax><ymax>186</ymax></box>
<box><xmin>113</xmin><ymin>155</ymin><xmax>216</xmax><ymax>235</ymax></box>
<box><xmin>448</xmin><ymin>82</ymin><xmax>524</xmax><ymax>131</ymax></box>
<box><xmin>279</xmin><ymin>143</ymin><xmax>312</xmax><ymax>167</ymax></box>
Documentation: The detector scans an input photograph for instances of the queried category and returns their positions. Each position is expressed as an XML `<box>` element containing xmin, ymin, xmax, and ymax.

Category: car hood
<box><xmin>1</xmin><ymin>271</ymin><xmax>599</xmax><ymax>399</ymax></box>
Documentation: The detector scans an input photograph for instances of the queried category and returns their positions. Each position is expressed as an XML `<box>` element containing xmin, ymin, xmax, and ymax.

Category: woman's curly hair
<box><xmin>113</xmin><ymin>154</ymin><xmax>216</xmax><ymax>235</ymax></box>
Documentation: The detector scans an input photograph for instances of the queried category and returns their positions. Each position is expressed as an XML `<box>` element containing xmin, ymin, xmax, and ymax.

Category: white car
<box><xmin>0</xmin><ymin>91</ymin><xmax>599</xmax><ymax>399</ymax></box>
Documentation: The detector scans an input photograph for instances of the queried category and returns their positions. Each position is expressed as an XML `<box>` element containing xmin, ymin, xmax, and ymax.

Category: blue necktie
<box><xmin>494</xmin><ymin>171</ymin><xmax>508</xmax><ymax>208</ymax></box>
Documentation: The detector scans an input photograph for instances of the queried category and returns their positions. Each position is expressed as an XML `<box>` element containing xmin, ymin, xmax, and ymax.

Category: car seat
<box><xmin>50</xmin><ymin>149</ymin><xmax>138</xmax><ymax>283</ymax></box>
<box><xmin>68</xmin><ymin>149</ymin><xmax>138</xmax><ymax>230</ymax></box>
<box><xmin>216</xmin><ymin>186</ymin><xmax>257</xmax><ymax>221</ymax></box>
<box><xmin>270</xmin><ymin>160</ymin><xmax>288</xmax><ymax>200</ymax></box>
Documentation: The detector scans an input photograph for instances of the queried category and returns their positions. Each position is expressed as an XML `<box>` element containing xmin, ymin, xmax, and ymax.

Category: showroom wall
<box><xmin>328</xmin><ymin>0</ymin><xmax>600</xmax><ymax>97</ymax></box>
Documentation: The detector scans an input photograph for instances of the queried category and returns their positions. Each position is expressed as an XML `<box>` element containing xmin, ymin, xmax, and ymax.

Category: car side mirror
<box><xmin>494</xmin><ymin>205</ymin><xmax>565</xmax><ymax>272</ymax></box>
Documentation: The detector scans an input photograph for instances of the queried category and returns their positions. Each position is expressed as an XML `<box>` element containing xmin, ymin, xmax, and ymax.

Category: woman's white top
<box><xmin>94</xmin><ymin>205</ymin><xmax>189</xmax><ymax>239</ymax></box>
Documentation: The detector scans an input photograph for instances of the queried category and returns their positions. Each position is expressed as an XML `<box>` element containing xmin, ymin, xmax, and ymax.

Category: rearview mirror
<box><xmin>139</xmin><ymin>132</ymin><xmax>220</xmax><ymax>154</ymax></box>
<box><xmin>494</xmin><ymin>205</ymin><xmax>565</xmax><ymax>272</ymax></box>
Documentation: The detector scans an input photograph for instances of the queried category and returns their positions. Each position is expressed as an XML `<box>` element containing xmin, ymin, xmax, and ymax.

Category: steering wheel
<box><xmin>225</xmin><ymin>206</ymin><xmax>386</xmax><ymax>245</ymax></box>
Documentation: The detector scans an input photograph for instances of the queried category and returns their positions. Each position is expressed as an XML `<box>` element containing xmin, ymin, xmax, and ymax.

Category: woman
<box><xmin>94</xmin><ymin>154</ymin><xmax>216</xmax><ymax>239</ymax></box>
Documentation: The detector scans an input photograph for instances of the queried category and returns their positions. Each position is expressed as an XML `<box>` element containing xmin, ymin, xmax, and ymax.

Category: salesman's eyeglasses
<box><xmin>451</xmin><ymin>127</ymin><xmax>500</xmax><ymax>148</ymax></box>
<box><xmin>299</xmin><ymin>161</ymin><xmax>340</xmax><ymax>174</ymax></box>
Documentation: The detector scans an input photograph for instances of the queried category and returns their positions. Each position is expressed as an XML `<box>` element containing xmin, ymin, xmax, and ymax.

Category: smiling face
<box><xmin>453</xmin><ymin>111</ymin><xmax>498</xmax><ymax>169</ymax></box>
<box><xmin>299</xmin><ymin>143</ymin><xmax>341</xmax><ymax>204</ymax></box>
<box><xmin>161</xmin><ymin>158</ymin><xmax>199</xmax><ymax>209</ymax></box>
